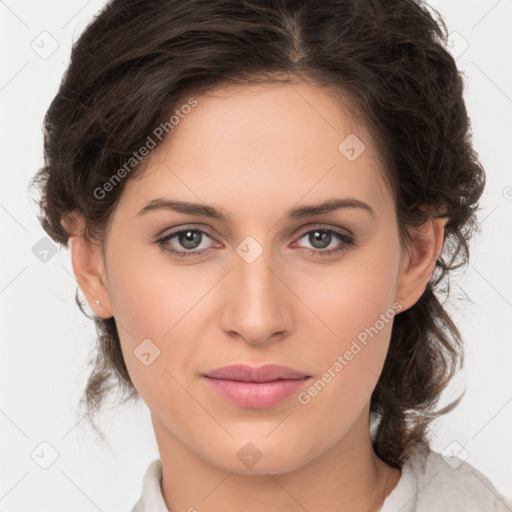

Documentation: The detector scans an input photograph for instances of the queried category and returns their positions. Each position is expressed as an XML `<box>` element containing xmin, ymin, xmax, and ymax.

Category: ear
<box><xmin>61</xmin><ymin>210</ymin><xmax>113</xmax><ymax>319</ymax></box>
<box><xmin>395</xmin><ymin>215</ymin><xmax>448</xmax><ymax>312</ymax></box>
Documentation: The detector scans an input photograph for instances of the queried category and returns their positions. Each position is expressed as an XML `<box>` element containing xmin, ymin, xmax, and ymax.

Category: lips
<box><xmin>204</xmin><ymin>364</ymin><xmax>309</xmax><ymax>382</ymax></box>
<box><xmin>202</xmin><ymin>364</ymin><xmax>311</xmax><ymax>408</ymax></box>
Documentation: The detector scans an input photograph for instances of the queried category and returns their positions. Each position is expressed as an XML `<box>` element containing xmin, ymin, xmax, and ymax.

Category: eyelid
<box><xmin>158</xmin><ymin>225</ymin><xmax>220</xmax><ymax>247</ymax></box>
<box><xmin>289</xmin><ymin>222</ymin><xmax>355</xmax><ymax>239</ymax></box>
<box><xmin>157</xmin><ymin>222</ymin><xmax>353</xmax><ymax>243</ymax></box>
<box><xmin>157</xmin><ymin>223</ymin><xmax>355</xmax><ymax>256</ymax></box>
<box><xmin>155</xmin><ymin>223</ymin><xmax>211</xmax><ymax>239</ymax></box>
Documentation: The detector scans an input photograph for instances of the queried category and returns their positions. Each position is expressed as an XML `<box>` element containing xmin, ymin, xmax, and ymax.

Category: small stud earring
<box><xmin>94</xmin><ymin>299</ymin><xmax>100</xmax><ymax>306</ymax></box>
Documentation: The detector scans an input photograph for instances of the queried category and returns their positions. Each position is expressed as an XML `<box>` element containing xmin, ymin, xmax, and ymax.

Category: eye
<box><xmin>157</xmin><ymin>228</ymin><xmax>218</xmax><ymax>258</ymax></box>
<box><xmin>292</xmin><ymin>227</ymin><xmax>355</xmax><ymax>257</ymax></box>
<box><xmin>156</xmin><ymin>225</ymin><xmax>356</xmax><ymax>259</ymax></box>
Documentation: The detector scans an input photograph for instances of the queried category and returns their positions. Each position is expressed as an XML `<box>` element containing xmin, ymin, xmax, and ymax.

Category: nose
<box><xmin>219</xmin><ymin>243</ymin><xmax>293</xmax><ymax>346</ymax></box>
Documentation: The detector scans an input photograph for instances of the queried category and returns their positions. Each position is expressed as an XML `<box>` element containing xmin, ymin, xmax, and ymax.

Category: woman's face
<box><xmin>98</xmin><ymin>81</ymin><xmax>417</xmax><ymax>473</ymax></box>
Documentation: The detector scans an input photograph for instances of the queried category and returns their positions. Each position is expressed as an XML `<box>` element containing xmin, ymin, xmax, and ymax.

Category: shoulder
<box><xmin>382</xmin><ymin>443</ymin><xmax>512</xmax><ymax>512</ymax></box>
<box><xmin>382</xmin><ymin>441</ymin><xmax>512</xmax><ymax>512</ymax></box>
<box><xmin>129</xmin><ymin>459</ymin><xmax>168</xmax><ymax>512</ymax></box>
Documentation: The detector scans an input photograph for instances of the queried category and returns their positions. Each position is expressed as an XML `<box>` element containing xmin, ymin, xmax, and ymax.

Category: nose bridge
<box><xmin>236</xmin><ymin>239</ymin><xmax>274</xmax><ymax>294</ymax></box>
<box><xmin>221</xmin><ymin>234</ymin><xmax>291</xmax><ymax>343</ymax></box>
<box><xmin>234</xmin><ymin>235</ymin><xmax>280</xmax><ymax>306</ymax></box>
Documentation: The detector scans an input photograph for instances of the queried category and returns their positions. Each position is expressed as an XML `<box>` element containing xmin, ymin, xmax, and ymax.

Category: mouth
<box><xmin>202</xmin><ymin>364</ymin><xmax>311</xmax><ymax>408</ymax></box>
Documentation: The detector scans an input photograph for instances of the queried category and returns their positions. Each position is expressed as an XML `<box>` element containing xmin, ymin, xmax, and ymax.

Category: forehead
<box><xmin>116</xmin><ymin>81</ymin><xmax>391</xmax><ymax>219</ymax></box>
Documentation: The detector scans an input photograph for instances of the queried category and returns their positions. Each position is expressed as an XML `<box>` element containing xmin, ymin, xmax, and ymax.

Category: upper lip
<box><xmin>204</xmin><ymin>364</ymin><xmax>310</xmax><ymax>382</ymax></box>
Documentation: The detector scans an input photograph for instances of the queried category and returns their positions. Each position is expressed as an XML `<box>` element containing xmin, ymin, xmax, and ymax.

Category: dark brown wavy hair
<box><xmin>30</xmin><ymin>0</ymin><xmax>485</xmax><ymax>467</ymax></box>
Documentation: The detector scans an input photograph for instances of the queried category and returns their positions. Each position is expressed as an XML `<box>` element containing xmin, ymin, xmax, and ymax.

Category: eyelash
<box><xmin>156</xmin><ymin>226</ymin><xmax>355</xmax><ymax>259</ymax></box>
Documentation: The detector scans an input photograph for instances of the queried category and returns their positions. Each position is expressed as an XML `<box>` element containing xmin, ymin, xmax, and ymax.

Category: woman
<box><xmin>31</xmin><ymin>0</ymin><xmax>511</xmax><ymax>510</ymax></box>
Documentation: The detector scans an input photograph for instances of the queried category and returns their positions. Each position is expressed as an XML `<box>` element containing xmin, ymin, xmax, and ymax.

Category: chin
<box><xmin>201</xmin><ymin>435</ymin><xmax>321</xmax><ymax>476</ymax></box>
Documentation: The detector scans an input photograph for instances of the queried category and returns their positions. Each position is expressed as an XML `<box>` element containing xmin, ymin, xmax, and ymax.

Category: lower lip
<box><xmin>203</xmin><ymin>377</ymin><xmax>310</xmax><ymax>408</ymax></box>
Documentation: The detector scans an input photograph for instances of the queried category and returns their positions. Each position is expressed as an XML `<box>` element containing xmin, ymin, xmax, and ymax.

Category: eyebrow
<box><xmin>137</xmin><ymin>197</ymin><xmax>375</xmax><ymax>220</ymax></box>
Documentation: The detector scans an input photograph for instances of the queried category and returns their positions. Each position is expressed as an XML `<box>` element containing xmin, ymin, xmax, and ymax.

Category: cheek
<box><xmin>106</xmin><ymin>240</ymin><xmax>206</xmax><ymax>338</ymax></box>
<box><xmin>291</xmin><ymin>243</ymin><xmax>400</xmax><ymax>408</ymax></box>
<box><xmin>293</xmin><ymin>244</ymin><xmax>399</xmax><ymax>350</ymax></box>
<box><xmin>104</xmin><ymin>242</ymin><xmax>218</xmax><ymax>398</ymax></box>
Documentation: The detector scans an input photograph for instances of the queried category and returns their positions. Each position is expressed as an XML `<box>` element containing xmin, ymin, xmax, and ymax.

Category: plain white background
<box><xmin>1</xmin><ymin>0</ymin><xmax>511</xmax><ymax>510</ymax></box>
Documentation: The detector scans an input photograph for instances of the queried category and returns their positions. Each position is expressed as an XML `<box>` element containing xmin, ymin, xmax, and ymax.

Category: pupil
<box><xmin>181</xmin><ymin>231</ymin><xmax>200</xmax><ymax>249</ymax></box>
<box><xmin>311</xmin><ymin>230</ymin><xmax>330</xmax><ymax>249</ymax></box>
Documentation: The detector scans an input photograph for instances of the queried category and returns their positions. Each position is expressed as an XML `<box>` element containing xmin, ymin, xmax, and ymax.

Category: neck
<box><xmin>153</xmin><ymin>407</ymin><xmax>401</xmax><ymax>512</ymax></box>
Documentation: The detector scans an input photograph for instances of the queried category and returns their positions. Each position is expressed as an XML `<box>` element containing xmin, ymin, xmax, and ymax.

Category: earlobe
<box><xmin>68</xmin><ymin>235</ymin><xmax>113</xmax><ymax>318</ymax></box>
<box><xmin>395</xmin><ymin>216</ymin><xmax>448</xmax><ymax>311</ymax></box>
<box><xmin>62</xmin><ymin>211</ymin><xmax>113</xmax><ymax>319</ymax></box>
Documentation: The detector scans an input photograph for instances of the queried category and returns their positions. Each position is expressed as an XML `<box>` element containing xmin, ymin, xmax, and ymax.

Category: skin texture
<box><xmin>64</xmin><ymin>81</ymin><xmax>446</xmax><ymax>512</ymax></box>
